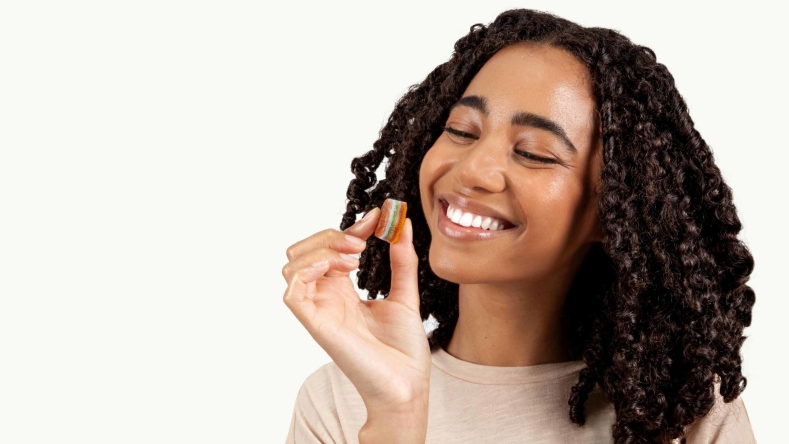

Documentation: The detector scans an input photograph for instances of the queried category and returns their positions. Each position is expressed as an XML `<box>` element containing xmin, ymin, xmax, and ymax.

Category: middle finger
<box><xmin>282</xmin><ymin>246</ymin><xmax>360</xmax><ymax>282</ymax></box>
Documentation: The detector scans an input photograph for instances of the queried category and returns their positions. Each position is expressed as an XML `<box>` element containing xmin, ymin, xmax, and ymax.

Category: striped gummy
<box><xmin>374</xmin><ymin>198</ymin><xmax>408</xmax><ymax>244</ymax></box>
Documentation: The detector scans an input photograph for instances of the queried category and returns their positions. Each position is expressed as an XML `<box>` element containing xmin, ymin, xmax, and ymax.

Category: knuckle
<box><xmin>392</xmin><ymin>263</ymin><xmax>411</xmax><ymax>272</ymax></box>
<box><xmin>391</xmin><ymin>261</ymin><xmax>412</xmax><ymax>272</ymax></box>
<box><xmin>290</xmin><ymin>267</ymin><xmax>308</xmax><ymax>285</ymax></box>
<box><xmin>314</xmin><ymin>246</ymin><xmax>334</xmax><ymax>257</ymax></box>
<box><xmin>334</xmin><ymin>229</ymin><xmax>348</xmax><ymax>240</ymax></box>
<box><xmin>320</xmin><ymin>228</ymin><xmax>338</xmax><ymax>238</ymax></box>
<box><xmin>282</xmin><ymin>292</ymin><xmax>294</xmax><ymax>307</ymax></box>
<box><xmin>282</xmin><ymin>283</ymin><xmax>291</xmax><ymax>301</ymax></box>
<box><xmin>281</xmin><ymin>263</ymin><xmax>291</xmax><ymax>279</ymax></box>
<box><xmin>328</xmin><ymin>228</ymin><xmax>346</xmax><ymax>244</ymax></box>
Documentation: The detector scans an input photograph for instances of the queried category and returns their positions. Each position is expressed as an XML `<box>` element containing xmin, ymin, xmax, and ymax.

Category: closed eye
<box><xmin>441</xmin><ymin>126</ymin><xmax>558</xmax><ymax>164</ymax></box>
<box><xmin>442</xmin><ymin>126</ymin><xmax>476</xmax><ymax>140</ymax></box>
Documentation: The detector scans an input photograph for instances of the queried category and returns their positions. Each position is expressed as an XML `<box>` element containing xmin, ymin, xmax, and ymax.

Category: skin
<box><xmin>419</xmin><ymin>41</ymin><xmax>605</xmax><ymax>367</ymax></box>
<box><xmin>283</xmin><ymin>41</ymin><xmax>606</xmax><ymax>443</ymax></box>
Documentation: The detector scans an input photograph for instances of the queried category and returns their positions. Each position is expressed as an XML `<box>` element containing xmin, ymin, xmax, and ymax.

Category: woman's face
<box><xmin>419</xmin><ymin>42</ymin><xmax>604</xmax><ymax>284</ymax></box>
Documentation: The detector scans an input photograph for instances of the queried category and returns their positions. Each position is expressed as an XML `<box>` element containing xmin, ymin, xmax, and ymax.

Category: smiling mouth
<box><xmin>439</xmin><ymin>199</ymin><xmax>516</xmax><ymax>235</ymax></box>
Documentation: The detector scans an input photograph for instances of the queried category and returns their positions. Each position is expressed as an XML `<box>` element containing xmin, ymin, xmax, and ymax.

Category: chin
<box><xmin>428</xmin><ymin>250</ymin><xmax>486</xmax><ymax>285</ymax></box>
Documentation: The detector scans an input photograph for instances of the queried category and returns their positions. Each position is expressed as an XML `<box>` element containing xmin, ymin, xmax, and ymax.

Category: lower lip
<box><xmin>437</xmin><ymin>200</ymin><xmax>519</xmax><ymax>241</ymax></box>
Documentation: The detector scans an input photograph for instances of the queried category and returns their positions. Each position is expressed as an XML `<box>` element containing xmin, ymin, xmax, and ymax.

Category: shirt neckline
<box><xmin>431</xmin><ymin>345</ymin><xmax>586</xmax><ymax>385</ymax></box>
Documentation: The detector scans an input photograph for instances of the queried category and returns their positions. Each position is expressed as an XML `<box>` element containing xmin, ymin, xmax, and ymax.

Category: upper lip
<box><xmin>436</xmin><ymin>193</ymin><xmax>519</xmax><ymax>227</ymax></box>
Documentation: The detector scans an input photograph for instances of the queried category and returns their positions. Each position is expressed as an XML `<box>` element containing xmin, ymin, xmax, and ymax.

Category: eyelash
<box><xmin>441</xmin><ymin>126</ymin><xmax>557</xmax><ymax>164</ymax></box>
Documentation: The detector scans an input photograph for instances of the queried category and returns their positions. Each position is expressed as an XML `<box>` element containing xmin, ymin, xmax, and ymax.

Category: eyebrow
<box><xmin>448</xmin><ymin>95</ymin><xmax>578</xmax><ymax>155</ymax></box>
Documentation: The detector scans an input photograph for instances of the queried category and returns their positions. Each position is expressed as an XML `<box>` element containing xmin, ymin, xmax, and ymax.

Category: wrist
<box><xmin>359</xmin><ymin>391</ymin><xmax>429</xmax><ymax>444</ymax></box>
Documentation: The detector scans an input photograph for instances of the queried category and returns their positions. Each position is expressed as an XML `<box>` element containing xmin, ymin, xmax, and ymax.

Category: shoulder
<box><xmin>292</xmin><ymin>361</ymin><xmax>354</xmax><ymax>418</ymax></box>
<box><xmin>286</xmin><ymin>361</ymin><xmax>367</xmax><ymax>444</ymax></box>
<box><xmin>299</xmin><ymin>361</ymin><xmax>341</xmax><ymax>397</ymax></box>
<box><xmin>684</xmin><ymin>381</ymin><xmax>755</xmax><ymax>444</ymax></box>
<box><xmin>297</xmin><ymin>361</ymin><xmax>361</xmax><ymax>405</ymax></box>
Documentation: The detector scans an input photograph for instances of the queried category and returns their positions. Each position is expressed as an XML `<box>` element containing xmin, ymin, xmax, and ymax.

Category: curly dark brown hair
<box><xmin>337</xmin><ymin>8</ymin><xmax>755</xmax><ymax>444</ymax></box>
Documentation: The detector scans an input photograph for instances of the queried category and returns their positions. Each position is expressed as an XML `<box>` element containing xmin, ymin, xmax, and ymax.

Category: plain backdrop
<box><xmin>1</xmin><ymin>1</ymin><xmax>786</xmax><ymax>443</ymax></box>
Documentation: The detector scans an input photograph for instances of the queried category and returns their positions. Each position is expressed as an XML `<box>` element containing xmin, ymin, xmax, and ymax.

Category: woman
<box><xmin>282</xmin><ymin>8</ymin><xmax>756</xmax><ymax>444</ymax></box>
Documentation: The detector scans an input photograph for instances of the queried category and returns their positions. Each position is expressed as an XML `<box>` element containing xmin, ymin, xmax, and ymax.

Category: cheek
<box><xmin>547</xmin><ymin>175</ymin><xmax>568</xmax><ymax>201</ymax></box>
<box><xmin>419</xmin><ymin>147</ymin><xmax>440</xmax><ymax>214</ymax></box>
<box><xmin>418</xmin><ymin>144</ymin><xmax>448</xmax><ymax>193</ymax></box>
<box><xmin>519</xmin><ymin>175</ymin><xmax>585</xmax><ymax>238</ymax></box>
<box><xmin>513</xmin><ymin>173</ymin><xmax>579</xmax><ymax>209</ymax></box>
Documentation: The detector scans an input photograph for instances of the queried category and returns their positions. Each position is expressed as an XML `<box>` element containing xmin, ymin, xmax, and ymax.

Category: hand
<box><xmin>282</xmin><ymin>208</ymin><xmax>431</xmax><ymax>411</ymax></box>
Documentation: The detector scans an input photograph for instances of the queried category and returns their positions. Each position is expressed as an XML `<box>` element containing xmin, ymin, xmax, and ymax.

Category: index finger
<box><xmin>285</xmin><ymin>208</ymin><xmax>381</xmax><ymax>261</ymax></box>
<box><xmin>342</xmin><ymin>207</ymin><xmax>381</xmax><ymax>239</ymax></box>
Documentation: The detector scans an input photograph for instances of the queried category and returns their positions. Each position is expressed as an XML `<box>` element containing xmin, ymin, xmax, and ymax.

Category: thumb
<box><xmin>387</xmin><ymin>218</ymin><xmax>420</xmax><ymax>313</ymax></box>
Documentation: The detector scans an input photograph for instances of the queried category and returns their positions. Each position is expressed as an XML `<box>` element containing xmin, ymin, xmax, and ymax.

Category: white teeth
<box><xmin>450</xmin><ymin>208</ymin><xmax>463</xmax><ymax>224</ymax></box>
<box><xmin>446</xmin><ymin>203</ymin><xmax>509</xmax><ymax>231</ymax></box>
<box><xmin>458</xmin><ymin>212</ymin><xmax>474</xmax><ymax>227</ymax></box>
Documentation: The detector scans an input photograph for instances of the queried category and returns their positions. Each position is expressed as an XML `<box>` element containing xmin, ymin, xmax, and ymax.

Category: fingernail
<box><xmin>345</xmin><ymin>234</ymin><xmax>366</xmax><ymax>246</ymax></box>
<box><xmin>339</xmin><ymin>253</ymin><xmax>357</xmax><ymax>262</ymax></box>
<box><xmin>311</xmin><ymin>260</ymin><xmax>328</xmax><ymax>267</ymax></box>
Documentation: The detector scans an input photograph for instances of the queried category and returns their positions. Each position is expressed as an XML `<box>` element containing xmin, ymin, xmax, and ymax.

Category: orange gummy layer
<box><xmin>374</xmin><ymin>198</ymin><xmax>407</xmax><ymax>244</ymax></box>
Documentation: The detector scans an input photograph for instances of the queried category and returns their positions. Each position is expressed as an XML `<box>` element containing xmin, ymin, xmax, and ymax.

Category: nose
<box><xmin>455</xmin><ymin>133</ymin><xmax>508</xmax><ymax>193</ymax></box>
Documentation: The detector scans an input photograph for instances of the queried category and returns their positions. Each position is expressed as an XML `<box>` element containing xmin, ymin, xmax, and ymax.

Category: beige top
<box><xmin>285</xmin><ymin>346</ymin><xmax>755</xmax><ymax>443</ymax></box>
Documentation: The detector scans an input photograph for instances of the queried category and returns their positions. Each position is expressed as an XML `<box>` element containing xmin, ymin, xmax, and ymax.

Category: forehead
<box><xmin>459</xmin><ymin>42</ymin><xmax>598</xmax><ymax>145</ymax></box>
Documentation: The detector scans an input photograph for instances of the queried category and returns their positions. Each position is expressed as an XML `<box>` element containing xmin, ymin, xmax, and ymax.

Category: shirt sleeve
<box><xmin>685</xmin><ymin>385</ymin><xmax>756</xmax><ymax>444</ymax></box>
<box><xmin>284</xmin><ymin>366</ymin><xmax>347</xmax><ymax>444</ymax></box>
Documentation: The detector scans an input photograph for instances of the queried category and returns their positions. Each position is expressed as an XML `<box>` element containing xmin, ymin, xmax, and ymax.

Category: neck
<box><xmin>444</xmin><ymin>266</ymin><xmax>581</xmax><ymax>367</ymax></box>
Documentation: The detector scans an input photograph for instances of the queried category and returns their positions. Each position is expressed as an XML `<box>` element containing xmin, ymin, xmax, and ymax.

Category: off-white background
<box><xmin>1</xmin><ymin>1</ymin><xmax>785</xmax><ymax>443</ymax></box>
